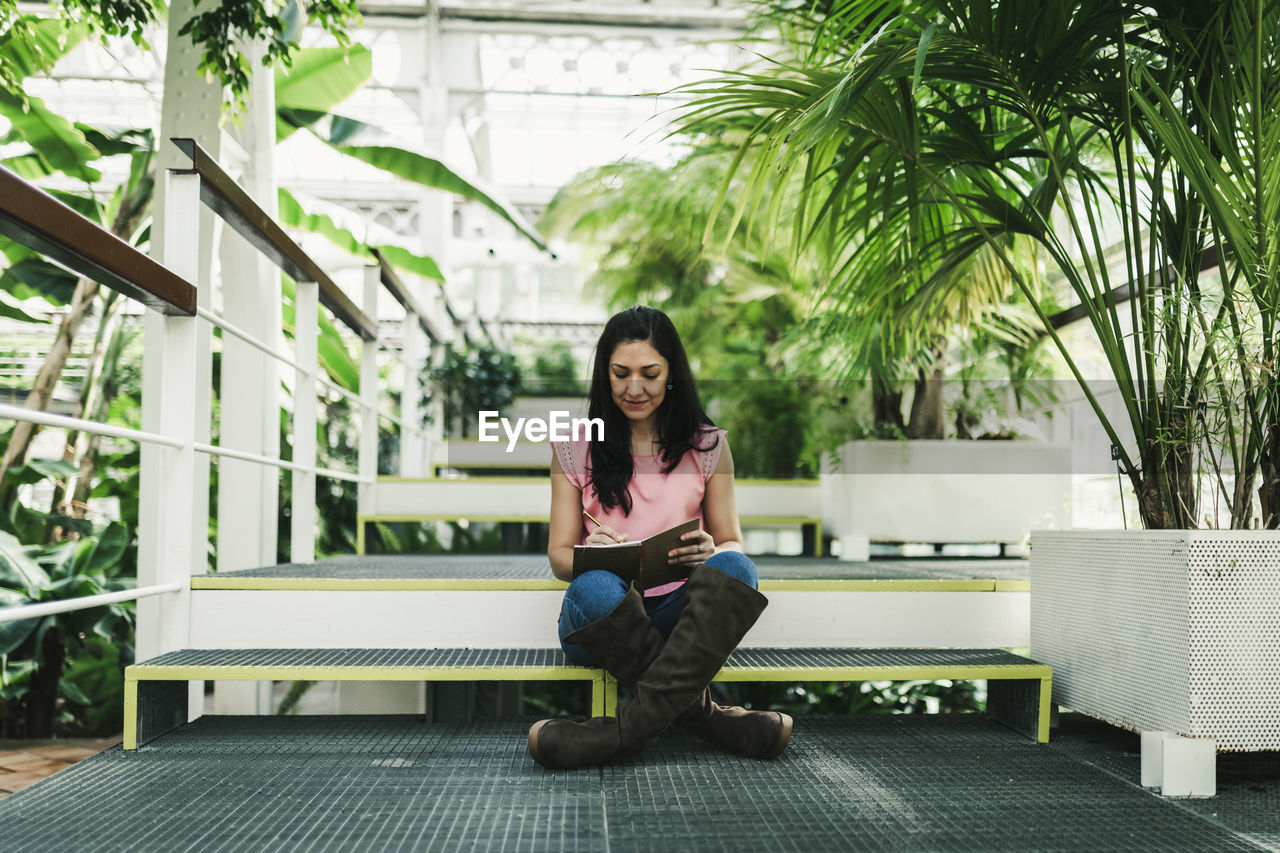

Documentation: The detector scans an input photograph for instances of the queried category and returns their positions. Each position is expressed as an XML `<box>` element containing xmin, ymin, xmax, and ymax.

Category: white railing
<box><xmin>0</xmin><ymin>146</ymin><xmax>443</xmax><ymax>663</ymax></box>
<box><xmin>0</xmin><ymin>403</ymin><xmax>184</xmax><ymax>449</ymax></box>
<box><xmin>0</xmin><ymin>583</ymin><xmax>183</xmax><ymax>624</ymax></box>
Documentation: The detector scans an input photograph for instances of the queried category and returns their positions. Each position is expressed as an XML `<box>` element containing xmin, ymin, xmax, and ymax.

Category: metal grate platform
<box><xmin>724</xmin><ymin>646</ymin><xmax>1044</xmax><ymax>671</ymax></box>
<box><xmin>123</xmin><ymin>648</ymin><xmax>604</xmax><ymax>750</ymax></box>
<box><xmin>130</xmin><ymin>647</ymin><xmax>581</xmax><ymax>671</ymax></box>
<box><xmin>716</xmin><ymin>647</ymin><xmax>1052</xmax><ymax>743</ymax></box>
<box><xmin>189</xmin><ymin>554</ymin><xmax>1030</xmax><ymax>590</ymax></box>
<box><xmin>125</xmin><ymin>646</ymin><xmax>1051</xmax><ymax>746</ymax></box>
<box><xmin>0</xmin><ymin>714</ymin><xmax>1270</xmax><ymax>852</ymax></box>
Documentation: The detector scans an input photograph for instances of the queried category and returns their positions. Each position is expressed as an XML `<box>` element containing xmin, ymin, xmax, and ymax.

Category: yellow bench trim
<box><xmin>191</xmin><ymin>577</ymin><xmax>570</xmax><ymax>591</ymax></box>
<box><xmin>357</xmin><ymin>514</ymin><xmax>822</xmax><ymax>555</ymax></box>
<box><xmin>760</xmin><ymin>579</ymin><xmax>995</xmax><ymax>592</ymax></box>
<box><xmin>600</xmin><ymin>666</ymin><xmax>1051</xmax><ymax>743</ymax></box>
<box><xmin>123</xmin><ymin>664</ymin><xmax>608</xmax><ymax>749</ymax></box>
<box><xmin>190</xmin><ymin>576</ymin><xmax>1021</xmax><ymax>593</ymax></box>
<box><xmin>125</xmin><ymin>661</ymin><xmax>1049</xmax><ymax>748</ymax></box>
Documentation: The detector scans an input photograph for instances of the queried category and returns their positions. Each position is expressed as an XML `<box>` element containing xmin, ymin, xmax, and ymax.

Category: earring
<box><xmin>667</xmin><ymin>384</ymin><xmax>673</xmax><ymax>390</ymax></box>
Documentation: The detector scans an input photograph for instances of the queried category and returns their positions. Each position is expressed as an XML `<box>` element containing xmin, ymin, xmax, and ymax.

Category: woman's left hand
<box><xmin>669</xmin><ymin>529</ymin><xmax>715</xmax><ymax>565</ymax></box>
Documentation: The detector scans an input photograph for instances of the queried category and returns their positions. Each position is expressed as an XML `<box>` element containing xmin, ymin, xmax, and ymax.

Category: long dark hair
<box><xmin>586</xmin><ymin>306</ymin><xmax>718</xmax><ymax>514</ymax></box>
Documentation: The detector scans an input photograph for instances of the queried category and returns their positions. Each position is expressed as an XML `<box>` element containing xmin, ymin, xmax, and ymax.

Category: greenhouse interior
<box><xmin>0</xmin><ymin>1</ymin><xmax>1278</xmax><ymax>849</ymax></box>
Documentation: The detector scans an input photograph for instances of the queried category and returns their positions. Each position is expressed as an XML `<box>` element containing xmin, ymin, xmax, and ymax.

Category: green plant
<box><xmin>522</xmin><ymin>340</ymin><xmax>583</xmax><ymax>397</ymax></box>
<box><xmin>542</xmin><ymin>142</ymin><xmax>1052</xmax><ymax>472</ymax></box>
<box><xmin>0</xmin><ymin>468</ymin><xmax>135</xmax><ymax>737</ymax></box>
<box><xmin>0</xmin><ymin>0</ymin><xmax>360</xmax><ymax>118</ymax></box>
<box><xmin>682</xmin><ymin>0</ymin><xmax>1280</xmax><ymax>529</ymax></box>
<box><xmin>722</xmin><ymin>679</ymin><xmax>981</xmax><ymax>717</ymax></box>
<box><xmin>421</xmin><ymin>344</ymin><xmax>523</xmax><ymax>439</ymax></box>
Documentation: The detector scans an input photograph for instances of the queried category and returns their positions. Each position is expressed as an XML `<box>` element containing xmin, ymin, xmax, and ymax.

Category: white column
<box><xmin>339</xmin><ymin>267</ymin><xmax>423</xmax><ymax>712</ymax></box>
<box><xmin>137</xmin><ymin>171</ymin><xmax>200</xmax><ymax>665</ymax></box>
<box><xmin>359</xmin><ymin>266</ymin><xmax>380</xmax><ymax>509</ymax></box>
<box><xmin>203</xmin><ymin>32</ymin><xmax>279</xmax><ymax>718</ymax></box>
<box><xmin>419</xmin><ymin>7</ymin><xmax>452</xmax><ymax>470</ymax></box>
<box><xmin>145</xmin><ymin>0</ymin><xmax>222</xmax><ymax>718</ymax></box>
<box><xmin>291</xmin><ymin>281</ymin><xmax>319</xmax><ymax>564</ymax></box>
<box><xmin>400</xmin><ymin>311</ymin><xmax>426</xmax><ymax>477</ymax></box>
<box><xmin>218</xmin><ymin>36</ymin><xmax>282</xmax><ymax>576</ymax></box>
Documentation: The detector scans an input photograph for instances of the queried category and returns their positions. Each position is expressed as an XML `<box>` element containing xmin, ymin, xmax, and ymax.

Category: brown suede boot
<box><xmin>528</xmin><ymin>583</ymin><xmax>664</xmax><ymax>769</ymax></box>
<box><xmin>563</xmin><ymin>582</ymin><xmax>665</xmax><ymax>684</ymax></box>
<box><xmin>529</xmin><ymin>564</ymin><xmax>769</xmax><ymax>770</ymax></box>
<box><xmin>676</xmin><ymin>689</ymin><xmax>793</xmax><ymax>759</ymax></box>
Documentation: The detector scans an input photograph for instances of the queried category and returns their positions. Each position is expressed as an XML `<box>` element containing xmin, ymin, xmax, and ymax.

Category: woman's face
<box><xmin>609</xmin><ymin>339</ymin><xmax>669</xmax><ymax>426</ymax></box>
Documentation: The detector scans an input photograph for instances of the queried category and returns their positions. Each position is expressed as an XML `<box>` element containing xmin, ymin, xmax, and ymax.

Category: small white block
<box><xmin>838</xmin><ymin>535</ymin><xmax>871</xmax><ymax>562</ymax></box>
<box><xmin>1161</xmin><ymin>736</ymin><xmax>1216</xmax><ymax>797</ymax></box>
<box><xmin>1140</xmin><ymin>731</ymin><xmax>1172</xmax><ymax>787</ymax></box>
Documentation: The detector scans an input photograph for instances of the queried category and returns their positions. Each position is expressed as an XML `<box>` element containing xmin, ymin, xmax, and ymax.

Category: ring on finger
<box><xmin>696</xmin><ymin>544</ymin><xmax>704</xmax><ymax>553</ymax></box>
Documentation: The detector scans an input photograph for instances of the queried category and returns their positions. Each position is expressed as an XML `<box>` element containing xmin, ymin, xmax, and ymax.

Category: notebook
<box><xmin>571</xmin><ymin>517</ymin><xmax>701</xmax><ymax>590</ymax></box>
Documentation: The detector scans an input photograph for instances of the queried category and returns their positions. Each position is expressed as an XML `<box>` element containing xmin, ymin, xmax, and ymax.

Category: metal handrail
<box><xmin>196</xmin><ymin>306</ymin><xmax>307</xmax><ymax>374</ymax></box>
<box><xmin>317</xmin><ymin>466</ymin><xmax>372</xmax><ymax>484</ymax></box>
<box><xmin>371</xmin><ymin>249</ymin><xmax>445</xmax><ymax>343</ymax></box>
<box><xmin>0</xmin><ymin>583</ymin><xmax>183</xmax><ymax>624</ymax></box>
<box><xmin>316</xmin><ymin>373</ymin><xmax>370</xmax><ymax>410</ymax></box>
<box><xmin>0</xmin><ymin>164</ymin><xmax>196</xmax><ymax>315</ymax></box>
<box><xmin>171</xmin><ymin>138</ymin><xmax>378</xmax><ymax>341</ymax></box>
<box><xmin>190</xmin><ymin>442</ymin><xmax>371</xmax><ymax>484</ymax></box>
<box><xmin>0</xmin><ymin>403</ymin><xmax>184</xmax><ymax>449</ymax></box>
<box><xmin>0</xmin><ymin>404</ymin><xmax>372</xmax><ymax>484</ymax></box>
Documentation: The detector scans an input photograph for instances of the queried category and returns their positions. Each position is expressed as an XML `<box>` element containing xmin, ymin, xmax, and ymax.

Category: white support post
<box><xmin>291</xmin><ymin>280</ymin><xmax>319</xmax><ymax>565</ymax></box>
<box><xmin>359</xmin><ymin>266</ymin><xmax>380</xmax><ymax>510</ymax></box>
<box><xmin>150</xmin><ymin>0</ymin><xmax>222</xmax><ymax>721</ymax></box>
<box><xmin>217</xmin><ymin>33</ymin><xmax>282</xmax><ymax>578</ymax></box>
<box><xmin>400</xmin><ymin>310</ymin><xmax>426</xmax><ymax>477</ymax></box>
<box><xmin>1142</xmin><ymin>732</ymin><xmax>1216</xmax><ymax>797</ymax></box>
<box><xmin>137</xmin><ymin>170</ymin><xmax>200</xmax><ymax>666</ymax></box>
<box><xmin>338</xmin><ymin>266</ymin><xmax>398</xmax><ymax>712</ymax></box>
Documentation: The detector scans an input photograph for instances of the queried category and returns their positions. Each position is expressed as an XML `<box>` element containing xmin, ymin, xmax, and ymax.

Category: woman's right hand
<box><xmin>585</xmin><ymin>524</ymin><xmax>628</xmax><ymax>545</ymax></box>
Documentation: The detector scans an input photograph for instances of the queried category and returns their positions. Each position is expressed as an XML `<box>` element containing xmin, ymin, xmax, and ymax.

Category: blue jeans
<box><xmin>558</xmin><ymin>551</ymin><xmax>759</xmax><ymax>666</ymax></box>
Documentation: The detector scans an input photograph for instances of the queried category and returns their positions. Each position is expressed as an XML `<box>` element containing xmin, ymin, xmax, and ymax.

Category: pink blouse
<box><xmin>553</xmin><ymin>427</ymin><xmax>726</xmax><ymax>596</ymax></box>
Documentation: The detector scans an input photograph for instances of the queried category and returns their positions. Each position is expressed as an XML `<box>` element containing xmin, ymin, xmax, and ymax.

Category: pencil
<box><xmin>582</xmin><ymin>509</ymin><xmax>603</xmax><ymax>528</ymax></box>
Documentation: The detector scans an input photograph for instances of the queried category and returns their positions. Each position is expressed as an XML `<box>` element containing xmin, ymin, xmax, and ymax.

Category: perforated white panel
<box><xmin>1031</xmin><ymin>530</ymin><xmax>1280</xmax><ymax>751</ymax></box>
<box><xmin>1186</xmin><ymin>534</ymin><xmax>1280</xmax><ymax>750</ymax></box>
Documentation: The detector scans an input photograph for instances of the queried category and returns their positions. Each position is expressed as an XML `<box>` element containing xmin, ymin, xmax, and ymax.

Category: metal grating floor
<box><xmin>131</xmin><ymin>647</ymin><xmax>1037</xmax><ymax>672</ymax></box>
<box><xmin>132</xmin><ymin>647</ymin><xmax>581</xmax><ymax>670</ymax></box>
<box><xmin>723</xmin><ymin>647</ymin><xmax>1041</xmax><ymax>670</ymax></box>
<box><xmin>2</xmin><ymin>714</ymin><xmax>1273</xmax><ymax>852</ymax></box>
<box><xmin>190</xmin><ymin>554</ymin><xmax>1029</xmax><ymax>582</ymax></box>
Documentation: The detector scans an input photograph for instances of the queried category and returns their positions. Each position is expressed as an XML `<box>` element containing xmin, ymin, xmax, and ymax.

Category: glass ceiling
<box><xmin>7</xmin><ymin>1</ymin><xmax>749</xmax><ymax>345</ymax></box>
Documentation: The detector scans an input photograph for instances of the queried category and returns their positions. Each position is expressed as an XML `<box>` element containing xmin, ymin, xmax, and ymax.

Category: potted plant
<box><xmin>681</xmin><ymin>0</ymin><xmax>1280</xmax><ymax>754</ymax></box>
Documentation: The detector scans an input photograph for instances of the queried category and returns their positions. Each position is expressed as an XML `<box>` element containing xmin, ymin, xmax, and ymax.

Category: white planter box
<box><xmin>1031</xmin><ymin>529</ymin><xmax>1280</xmax><ymax>751</ymax></box>
<box><xmin>821</xmin><ymin>440</ymin><xmax>1072</xmax><ymax>548</ymax></box>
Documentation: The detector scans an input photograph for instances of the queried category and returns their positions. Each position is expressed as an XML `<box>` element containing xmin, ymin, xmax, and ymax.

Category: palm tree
<box><xmin>542</xmin><ymin>152</ymin><xmax>828</xmax><ymax>475</ymax></box>
<box><xmin>679</xmin><ymin>0</ymin><xmax>1280</xmax><ymax>529</ymax></box>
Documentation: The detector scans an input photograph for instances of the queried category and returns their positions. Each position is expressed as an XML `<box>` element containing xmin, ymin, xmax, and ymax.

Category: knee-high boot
<box><xmin>675</xmin><ymin>688</ymin><xmax>793</xmax><ymax>759</ymax></box>
<box><xmin>562</xmin><ymin>581</ymin><xmax>666</xmax><ymax>686</ymax></box>
<box><xmin>529</xmin><ymin>564</ymin><xmax>776</xmax><ymax>769</ymax></box>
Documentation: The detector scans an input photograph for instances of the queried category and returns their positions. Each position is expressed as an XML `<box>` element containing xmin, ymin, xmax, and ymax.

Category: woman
<box><xmin>528</xmin><ymin>305</ymin><xmax>793</xmax><ymax>770</ymax></box>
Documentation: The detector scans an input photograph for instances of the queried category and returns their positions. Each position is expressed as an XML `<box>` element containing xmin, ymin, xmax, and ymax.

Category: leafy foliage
<box><xmin>177</xmin><ymin>0</ymin><xmax>360</xmax><ymax>117</ymax></box>
<box><xmin>422</xmin><ymin>344</ymin><xmax>523</xmax><ymax>439</ymax></box>
<box><xmin>542</xmin><ymin>143</ymin><xmax>1052</xmax><ymax>473</ymax></box>
<box><xmin>522</xmin><ymin>340</ymin><xmax>583</xmax><ymax>397</ymax></box>
<box><xmin>0</xmin><ymin>0</ymin><xmax>360</xmax><ymax>118</ymax></box>
<box><xmin>678</xmin><ymin>0</ymin><xmax>1280</xmax><ymax>528</ymax></box>
<box><xmin>0</xmin><ymin>464</ymin><xmax>135</xmax><ymax>737</ymax></box>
